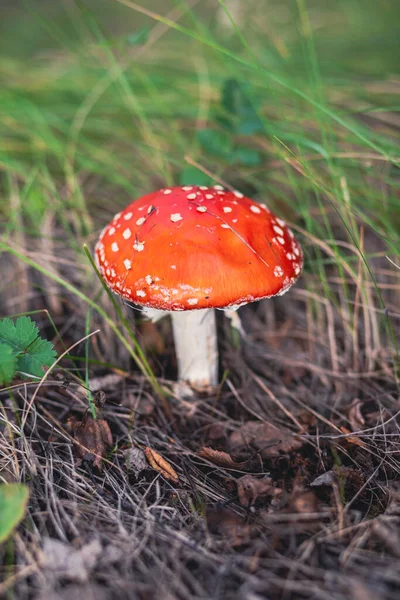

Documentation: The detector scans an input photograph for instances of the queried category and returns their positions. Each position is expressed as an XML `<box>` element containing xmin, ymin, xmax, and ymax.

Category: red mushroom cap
<box><xmin>94</xmin><ymin>186</ymin><xmax>303</xmax><ymax>310</ymax></box>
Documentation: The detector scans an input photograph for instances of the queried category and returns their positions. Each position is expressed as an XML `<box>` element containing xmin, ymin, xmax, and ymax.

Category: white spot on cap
<box><xmin>171</xmin><ymin>264</ymin><xmax>177</xmax><ymax>269</ymax></box>
<box><xmin>205</xmin><ymin>194</ymin><xmax>213</xmax><ymax>200</ymax></box>
<box><xmin>124</xmin><ymin>259</ymin><xmax>132</xmax><ymax>270</ymax></box>
<box><xmin>145</xmin><ymin>275</ymin><xmax>153</xmax><ymax>285</ymax></box>
<box><xmin>221</xmin><ymin>224</ymin><xmax>230</xmax><ymax>229</ymax></box>
<box><xmin>274</xmin><ymin>266</ymin><xmax>284</xmax><ymax>277</ymax></box>
<box><xmin>250</xmin><ymin>205</ymin><xmax>261</xmax><ymax>214</ymax></box>
<box><xmin>199</xmin><ymin>186</ymin><xmax>208</xmax><ymax>190</ymax></box>
<box><xmin>276</xmin><ymin>217</ymin><xmax>286</xmax><ymax>227</ymax></box>
<box><xmin>197</xmin><ymin>206</ymin><xmax>207</xmax><ymax>213</ymax></box>
<box><xmin>288</xmin><ymin>229</ymin><xmax>295</xmax><ymax>239</ymax></box>
<box><xmin>123</xmin><ymin>228</ymin><xmax>132</xmax><ymax>239</ymax></box>
<box><xmin>182</xmin><ymin>186</ymin><xmax>193</xmax><ymax>191</ymax></box>
<box><xmin>234</xmin><ymin>191</ymin><xmax>244</xmax><ymax>198</ymax></box>
<box><xmin>136</xmin><ymin>217</ymin><xmax>146</xmax><ymax>226</ymax></box>
<box><xmin>295</xmin><ymin>265</ymin><xmax>301</xmax><ymax>275</ymax></box>
<box><xmin>147</xmin><ymin>205</ymin><xmax>155</xmax><ymax>214</ymax></box>
<box><xmin>187</xmin><ymin>193</ymin><xmax>197</xmax><ymax>200</ymax></box>
<box><xmin>187</xmin><ymin>298</ymin><xmax>198</xmax><ymax>305</ymax></box>
<box><xmin>214</xmin><ymin>185</ymin><xmax>224</xmax><ymax>190</ymax></box>
<box><xmin>163</xmin><ymin>189</ymin><xmax>172</xmax><ymax>194</ymax></box>
<box><xmin>124</xmin><ymin>212</ymin><xmax>133</xmax><ymax>220</ymax></box>
<box><xmin>108</xmin><ymin>227</ymin><xmax>116</xmax><ymax>236</ymax></box>
<box><xmin>223</xmin><ymin>206</ymin><xmax>232</xmax><ymax>213</ymax></box>
<box><xmin>286</xmin><ymin>252</ymin><xmax>295</xmax><ymax>260</ymax></box>
<box><xmin>232</xmin><ymin>218</ymin><xmax>238</xmax><ymax>223</ymax></box>
<box><xmin>273</xmin><ymin>225</ymin><xmax>284</xmax><ymax>236</ymax></box>
<box><xmin>170</xmin><ymin>213</ymin><xmax>183</xmax><ymax>222</ymax></box>
<box><xmin>133</xmin><ymin>240</ymin><xmax>145</xmax><ymax>252</ymax></box>
<box><xmin>294</xmin><ymin>247</ymin><xmax>300</xmax><ymax>257</ymax></box>
<box><xmin>111</xmin><ymin>242</ymin><xmax>119</xmax><ymax>252</ymax></box>
<box><xmin>137</xmin><ymin>290</ymin><xmax>146</xmax><ymax>297</ymax></box>
<box><xmin>277</xmin><ymin>236</ymin><xmax>285</xmax><ymax>245</ymax></box>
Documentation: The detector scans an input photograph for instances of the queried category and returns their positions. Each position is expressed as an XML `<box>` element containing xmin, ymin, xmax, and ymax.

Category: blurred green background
<box><xmin>1</xmin><ymin>0</ymin><xmax>399</xmax><ymax>321</ymax></box>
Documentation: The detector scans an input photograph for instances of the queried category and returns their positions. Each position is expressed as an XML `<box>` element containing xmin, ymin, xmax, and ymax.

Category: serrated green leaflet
<box><xmin>0</xmin><ymin>317</ymin><xmax>39</xmax><ymax>352</ymax></box>
<box><xmin>0</xmin><ymin>343</ymin><xmax>17</xmax><ymax>385</ymax></box>
<box><xmin>0</xmin><ymin>317</ymin><xmax>57</xmax><ymax>381</ymax></box>
<box><xmin>0</xmin><ymin>484</ymin><xmax>29</xmax><ymax>543</ymax></box>
<box><xmin>17</xmin><ymin>335</ymin><xmax>57</xmax><ymax>378</ymax></box>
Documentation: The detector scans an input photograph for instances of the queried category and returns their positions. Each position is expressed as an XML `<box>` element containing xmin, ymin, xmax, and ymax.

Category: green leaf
<box><xmin>0</xmin><ymin>317</ymin><xmax>57</xmax><ymax>380</ymax></box>
<box><xmin>230</xmin><ymin>147</ymin><xmax>262</xmax><ymax>166</ymax></box>
<box><xmin>0</xmin><ymin>343</ymin><xmax>17</xmax><ymax>385</ymax></box>
<box><xmin>220</xmin><ymin>78</ymin><xmax>264</xmax><ymax>135</ymax></box>
<box><xmin>0</xmin><ymin>484</ymin><xmax>29</xmax><ymax>543</ymax></box>
<box><xmin>0</xmin><ymin>316</ymin><xmax>39</xmax><ymax>353</ymax></box>
<box><xmin>179</xmin><ymin>166</ymin><xmax>213</xmax><ymax>187</ymax></box>
<box><xmin>17</xmin><ymin>335</ymin><xmax>57</xmax><ymax>378</ymax></box>
<box><xmin>196</xmin><ymin>129</ymin><xmax>233</xmax><ymax>158</ymax></box>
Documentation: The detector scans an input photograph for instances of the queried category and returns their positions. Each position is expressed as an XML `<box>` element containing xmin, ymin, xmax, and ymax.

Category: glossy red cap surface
<box><xmin>94</xmin><ymin>185</ymin><xmax>303</xmax><ymax>310</ymax></box>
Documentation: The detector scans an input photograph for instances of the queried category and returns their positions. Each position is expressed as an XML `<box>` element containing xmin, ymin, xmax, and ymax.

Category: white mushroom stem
<box><xmin>171</xmin><ymin>308</ymin><xmax>218</xmax><ymax>387</ymax></box>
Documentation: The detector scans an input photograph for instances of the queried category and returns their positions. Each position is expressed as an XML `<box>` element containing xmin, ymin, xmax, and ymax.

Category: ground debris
<box><xmin>67</xmin><ymin>414</ymin><xmax>112</xmax><ymax>470</ymax></box>
<box><xmin>371</xmin><ymin>519</ymin><xmax>400</xmax><ymax>558</ymax></box>
<box><xmin>144</xmin><ymin>446</ymin><xmax>179</xmax><ymax>483</ymax></box>
<box><xmin>125</xmin><ymin>446</ymin><xmax>148</xmax><ymax>477</ymax></box>
<box><xmin>35</xmin><ymin>583</ymin><xmax>110</xmax><ymax>600</ymax></box>
<box><xmin>229</xmin><ymin>421</ymin><xmax>304</xmax><ymax>459</ymax></box>
<box><xmin>236</xmin><ymin>474</ymin><xmax>280</xmax><ymax>506</ymax></box>
<box><xmin>206</xmin><ymin>505</ymin><xmax>254</xmax><ymax>547</ymax></box>
<box><xmin>39</xmin><ymin>538</ymin><xmax>102</xmax><ymax>583</ymax></box>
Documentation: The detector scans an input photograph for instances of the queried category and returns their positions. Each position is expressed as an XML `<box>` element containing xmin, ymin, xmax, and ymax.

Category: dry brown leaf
<box><xmin>68</xmin><ymin>415</ymin><xmax>113</xmax><ymax>470</ymax></box>
<box><xmin>229</xmin><ymin>421</ymin><xmax>303</xmax><ymax>459</ymax></box>
<box><xmin>339</xmin><ymin>426</ymin><xmax>367</xmax><ymax>448</ymax></box>
<box><xmin>144</xmin><ymin>447</ymin><xmax>179</xmax><ymax>483</ymax></box>
<box><xmin>206</xmin><ymin>506</ymin><xmax>253</xmax><ymax>547</ymax></box>
<box><xmin>198</xmin><ymin>447</ymin><xmax>245</xmax><ymax>469</ymax></box>
<box><xmin>347</xmin><ymin>398</ymin><xmax>365</xmax><ymax>431</ymax></box>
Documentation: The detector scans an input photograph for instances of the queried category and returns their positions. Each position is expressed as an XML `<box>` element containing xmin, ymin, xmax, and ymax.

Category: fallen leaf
<box><xmin>236</xmin><ymin>474</ymin><xmax>279</xmax><ymax>506</ymax></box>
<box><xmin>68</xmin><ymin>414</ymin><xmax>113</xmax><ymax>470</ymax></box>
<box><xmin>198</xmin><ymin>447</ymin><xmax>246</xmax><ymax>469</ymax></box>
<box><xmin>125</xmin><ymin>446</ymin><xmax>148</xmax><ymax>477</ymax></box>
<box><xmin>310</xmin><ymin>470</ymin><xmax>336</xmax><ymax>487</ymax></box>
<box><xmin>229</xmin><ymin>421</ymin><xmax>303</xmax><ymax>459</ymax></box>
<box><xmin>347</xmin><ymin>398</ymin><xmax>365</xmax><ymax>432</ymax></box>
<box><xmin>144</xmin><ymin>447</ymin><xmax>179</xmax><ymax>483</ymax></box>
<box><xmin>206</xmin><ymin>505</ymin><xmax>253</xmax><ymax>547</ymax></box>
<box><xmin>339</xmin><ymin>426</ymin><xmax>367</xmax><ymax>448</ymax></box>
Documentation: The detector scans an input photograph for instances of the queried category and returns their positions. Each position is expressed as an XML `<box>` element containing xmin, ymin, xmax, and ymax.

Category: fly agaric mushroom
<box><xmin>94</xmin><ymin>185</ymin><xmax>303</xmax><ymax>387</ymax></box>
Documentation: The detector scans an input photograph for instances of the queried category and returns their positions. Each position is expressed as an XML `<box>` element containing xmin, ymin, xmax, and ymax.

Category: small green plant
<box><xmin>195</xmin><ymin>78</ymin><xmax>264</xmax><ymax>168</ymax></box>
<box><xmin>0</xmin><ymin>484</ymin><xmax>30</xmax><ymax>543</ymax></box>
<box><xmin>0</xmin><ymin>316</ymin><xmax>57</xmax><ymax>385</ymax></box>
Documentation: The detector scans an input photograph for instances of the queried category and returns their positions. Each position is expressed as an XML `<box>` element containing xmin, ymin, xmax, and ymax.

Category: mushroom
<box><xmin>94</xmin><ymin>185</ymin><xmax>303</xmax><ymax>388</ymax></box>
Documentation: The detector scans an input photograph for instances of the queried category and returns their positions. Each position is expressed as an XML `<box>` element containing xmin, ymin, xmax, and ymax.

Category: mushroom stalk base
<box><xmin>171</xmin><ymin>308</ymin><xmax>218</xmax><ymax>387</ymax></box>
